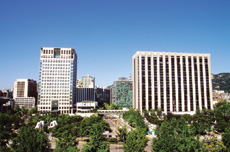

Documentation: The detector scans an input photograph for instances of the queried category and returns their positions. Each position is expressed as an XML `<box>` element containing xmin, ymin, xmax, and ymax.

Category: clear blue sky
<box><xmin>0</xmin><ymin>0</ymin><xmax>229</xmax><ymax>90</ymax></box>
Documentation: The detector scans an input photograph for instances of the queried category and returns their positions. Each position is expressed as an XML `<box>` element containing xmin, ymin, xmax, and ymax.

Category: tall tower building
<box><xmin>38</xmin><ymin>47</ymin><xmax>77</xmax><ymax>114</ymax></box>
<box><xmin>133</xmin><ymin>51</ymin><xmax>213</xmax><ymax>114</ymax></box>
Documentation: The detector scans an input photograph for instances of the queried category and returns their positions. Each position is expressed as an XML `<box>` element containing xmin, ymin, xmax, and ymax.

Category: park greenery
<box><xmin>82</xmin><ymin>123</ymin><xmax>110</xmax><ymax>152</ymax></box>
<box><xmin>122</xmin><ymin>109</ymin><xmax>148</xmax><ymax>151</ymax></box>
<box><xmin>1</xmin><ymin>100</ymin><xmax>230</xmax><ymax>151</ymax></box>
<box><xmin>0</xmin><ymin>107</ymin><xmax>112</xmax><ymax>152</ymax></box>
<box><xmin>11</xmin><ymin>126</ymin><xmax>50</xmax><ymax>152</ymax></box>
<box><xmin>141</xmin><ymin>100</ymin><xmax>230</xmax><ymax>152</ymax></box>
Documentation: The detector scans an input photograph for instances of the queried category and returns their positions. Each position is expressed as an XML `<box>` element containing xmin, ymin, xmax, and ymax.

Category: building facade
<box><xmin>0</xmin><ymin>89</ymin><xmax>13</xmax><ymax>99</ymax></box>
<box><xmin>132</xmin><ymin>51</ymin><xmax>213</xmax><ymax>114</ymax></box>
<box><xmin>80</xmin><ymin>75</ymin><xmax>95</xmax><ymax>88</ymax></box>
<box><xmin>14</xmin><ymin>97</ymin><xmax>35</xmax><ymax>109</ymax></box>
<box><xmin>13</xmin><ymin>79</ymin><xmax>37</xmax><ymax>109</ymax></box>
<box><xmin>95</xmin><ymin>87</ymin><xmax>111</xmax><ymax>106</ymax></box>
<box><xmin>76</xmin><ymin>88</ymin><xmax>95</xmax><ymax>102</ymax></box>
<box><xmin>38</xmin><ymin>47</ymin><xmax>77</xmax><ymax>114</ymax></box>
<box><xmin>111</xmin><ymin>77</ymin><xmax>132</xmax><ymax>107</ymax></box>
<box><xmin>13</xmin><ymin>79</ymin><xmax>37</xmax><ymax>98</ymax></box>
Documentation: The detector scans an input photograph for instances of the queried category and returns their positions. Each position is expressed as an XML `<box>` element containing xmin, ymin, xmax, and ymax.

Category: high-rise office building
<box><xmin>133</xmin><ymin>51</ymin><xmax>213</xmax><ymax>114</ymax></box>
<box><xmin>111</xmin><ymin>77</ymin><xmax>132</xmax><ymax>107</ymax></box>
<box><xmin>13</xmin><ymin>79</ymin><xmax>37</xmax><ymax>109</ymax></box>
<box><xmin>38</xmin><ymin>47</ymin><xmax>77</xmax><ymax>114</ymax></box>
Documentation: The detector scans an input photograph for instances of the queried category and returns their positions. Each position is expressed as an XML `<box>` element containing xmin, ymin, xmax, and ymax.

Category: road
<box><xmin>78</xmin><ymin>142</ymin><xmax>124</xmax><ymax>152</ymax></box>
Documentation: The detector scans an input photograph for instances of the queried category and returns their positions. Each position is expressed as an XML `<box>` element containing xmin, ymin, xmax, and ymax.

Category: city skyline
<box><xmin>1</xmin><ymin>0</ymin><xmax>230</xmax><ymax>90</ymax></box>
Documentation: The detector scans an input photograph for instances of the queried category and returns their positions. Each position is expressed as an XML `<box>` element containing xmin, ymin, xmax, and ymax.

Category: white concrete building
<box><xmin>76</xmin><ymin>101</ymin><xmax>98</xmax><ymax>112</ymax></box>
<box><xmin>37</xmin><ymin>47</ymin><xmax>77</xmax><ymax>114</ymax></box>
<box><xmin>14</xmin><ymin>97</ymin><xmax>35</xmax><ymax>109</ymax></box>
<box><xmin>132</xmin><ymin>51</ymin><xmax>213</xmax><ymax>114</ymax></box>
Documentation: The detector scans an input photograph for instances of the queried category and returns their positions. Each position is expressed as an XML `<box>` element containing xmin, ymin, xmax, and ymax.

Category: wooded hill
<box><xmin>212</xmin><ymin>73</ymin><xmax>230</xmax><ymax>93</ymax></box>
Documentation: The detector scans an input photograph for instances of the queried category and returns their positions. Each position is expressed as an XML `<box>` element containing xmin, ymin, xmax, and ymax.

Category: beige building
<box><xmin>132</xmin><ymin>51</ymin><xmax>213</xmax><ymax>114</ymax></box>
<box><xmin>13</xmin><ymin>79</ymin><xmax>37</xmax><ymax>109</ymax></box>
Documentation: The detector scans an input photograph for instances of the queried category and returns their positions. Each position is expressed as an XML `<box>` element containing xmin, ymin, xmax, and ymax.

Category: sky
<box><xmin>0</xmin><ymin>0</ymin><xmax>230</xmax><ymax>90</ymax></box>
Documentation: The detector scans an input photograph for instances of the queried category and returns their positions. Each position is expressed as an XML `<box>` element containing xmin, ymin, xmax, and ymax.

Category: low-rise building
<box><xmin>0</xmin><ymin>89</ymin><xmax>13</xmax><ymax>98</ymax></box>
<box><xmin>13</xmin><ymin>79</ymin><xmax>37</xmax><ymax>109</ymax></box>
<box><xmin>0</xmin><ymin>97</ymin><xmax>14</xmax><ymax>113</ymax></box>
<box><xmin>213</xmin><ymin>90</ymin><xmax>230</xmax><ymax>105</ymax></box>
<box><xmin>76</xmin><ymin>101</ymin><xmax>98</xmax><ymax>112</ymax></box>
<box><xmin>14</xmin><ymin>97</ymin><xmax>35</xmax><ymax>109</ymax></box>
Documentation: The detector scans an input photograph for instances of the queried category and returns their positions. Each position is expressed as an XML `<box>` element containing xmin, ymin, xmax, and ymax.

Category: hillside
<box><xmin>212</xmin><ymin>73</ymin><xmax>230</xmax><ymax>93</ymax></box>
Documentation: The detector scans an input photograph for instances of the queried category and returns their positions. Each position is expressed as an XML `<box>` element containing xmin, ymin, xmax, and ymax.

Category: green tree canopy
<box><xmin>223</xmin><ymin>127</ymin><xmax>230</xmax><ymax>152</ymax></box>
<box><xmin>82</xmin><ymin>123</ymin><xmax>110</xmax><ymax>152</ymax></box>
<box><xmin>11</xmin><ymin>126</ymin><xmax>49</xmax><ymax>152</ymax></box>
<box><xmin>123</xmin><ymin>109</ymin><xmax>148</xmax><ymax>131</ymax></box>
<box><xmin>116</xmin><ymin>126</ymin><xmax>127</xmax><ymax>142</ymax></box>
<box><xmin>0</xmin><ymin>112</ymin><xmax>23</xmax><ymax>151</ymax></box>
<box><xmin>152</xmin><ymin>118</ymin><xmax>205</xmax><ymax>152</ymax></box>
<box><xmin>124</xmin><ymin>129</ymin><xmax>148</xmax><ymax>152</ymax></box>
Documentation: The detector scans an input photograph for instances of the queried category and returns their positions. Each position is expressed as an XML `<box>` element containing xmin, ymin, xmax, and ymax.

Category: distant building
<box><xmin>13</xmin><ymin>79</ymin><xmax>37</xmax><ymax>98</ymax></box>
<box><xmin>0</xmin><ymin>97</ymin><xmax>14</xmax><ymax>113</ymax></box>
<box><xmin>76</xmin><ymin>101</ymin><xmax>98</xmax><ymax>112</ymax></box>
<box><xmin>80</xmin><ymin>75</ymin><xmax>95</xmax><ymax>88</ymax></box>
<box><xmin>13</xmin><ymin>79</ymin><xmax>37</xmax><ymax>109</ymax></box>
<box><xmin>133</xmin><ymin>51</ymin><xmax>213</xmax><ymax>114</ymax></box>
<box><xmin>76</xmin><ymin>88</ymin><xmax>95</xmax><ymax>102</ymax></box>
<box><xmin>95</xmin><ymin>87</ymin><xmax>111</xmax><ymax>106</ymax></box>
<box><xmin>0</xmin><ymin>89</ymin><xmax>13</xmax><ymax>98</ymax></box>
<box><xmin>76</xmin><ymin>75</ymin><xmax>95</xmax><ymax>105</ymax></box>
<box><xmin>111</xmin><ymin>77</ymin><xmax>132</xmax><ymax>107</ymax></box>
<box><xmin>38</xmin><ymin>47</ymin><xmax>77</xmax><ymax>114</ymax></box>
<box><xmin>213</xmin><ymin>90</ymin><xmax>230</xmax><ymax>104</ymax></box>
<box><xmin>14</xmin><ymin>97</ymin><xmax>35</xmax><ymax>109</ymax></box>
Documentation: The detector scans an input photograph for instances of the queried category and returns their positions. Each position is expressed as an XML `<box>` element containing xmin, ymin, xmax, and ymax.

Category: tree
<box><xmin>0</xmin><ymin>112</ymin><xmax>23</xmax><ymax>151</ymax></box>
<box><xmin>20</xmin><ymin>106</ymin><xmax>28</xmax><ymax>115</ymax></box>
<box><xmin>54</xmin><ymin>132</ymin><xmax>79</xmax><ymax>152</ymax></box>
<box><xmin>104</xmin><ymin>103</ymin><xmax>118</xmax><ymax>110</ymax></box>
<box><xmin>123</xmin><ymin>109</ymin><xmax>148</xmax><ymax>131</ymax></box>
<box><xmin>214</xmin><ymin>100</ymin><xmax>230</xmax><ymax>132</ymax></box>
<box><xmin>223</xmin><ymin>127</ymin><xmax>230</xmax><ymax>151</ymax></box>
<box><xmin>152</xmin><ymin>118</ymin><xmax>205</xmax><ymax>152</ymax></box>
<box><xmin>204</xmin><ymin>133</ymin><xmax>226</xmax><ymax>152</ymax></box>
<box><xmin>82</xmin><ymin>123</ymin><xmax>110</xmax><ymax>152</ymax></box>
<box><xmin>116</xmin><ymin>126</ymin><xmax>127</xmax><ymax>142</ymax></box>
<box><xmin>124</xmin><ymin>129</ymin><xmax>147</xmax><ymax>152</ymax></box>
<box><xmin>28</xmin><ymin>107</ymin><xmax>37</xmax><ymax>116</ymax></box>
<box><xmin>156</xmin><ymin>108</ymin><xmax>163</xmax><ymax>117</ymax></box>
<box><xmin>11</xmin><ymin>126</ymin><xmax>49</xmax><ymax>152</ymax></box>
